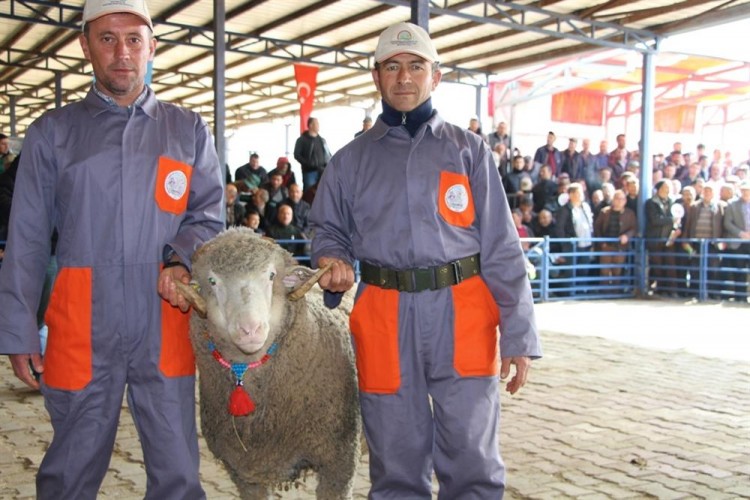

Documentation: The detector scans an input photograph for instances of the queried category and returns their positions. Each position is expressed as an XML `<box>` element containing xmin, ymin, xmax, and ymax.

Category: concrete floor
<box><xmin>0</xmin><ymin>298</ymin><xmax>747</xmax><ymax>499</ymax></box>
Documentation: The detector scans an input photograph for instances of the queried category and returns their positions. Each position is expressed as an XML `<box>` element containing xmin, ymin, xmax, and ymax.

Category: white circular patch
<box><xmin>444</xmin><ymin>184</ymin><xmax>469</xmax><ymax>213</ymax></box>
<box><xmin>164</xmin><ymin>171</ymin><xmax>188</xmax><ymax>200</ymax></box>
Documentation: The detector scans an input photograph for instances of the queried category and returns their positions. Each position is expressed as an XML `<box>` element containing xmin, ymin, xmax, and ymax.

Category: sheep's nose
<box><xmin>237</xmin><ymin>321</ymin><xmax>264</xmax><ymax>339</ymax></box>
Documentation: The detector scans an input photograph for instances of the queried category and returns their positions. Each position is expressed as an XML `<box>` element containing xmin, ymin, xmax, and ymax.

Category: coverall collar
<box><xmin>379</xmin><ymin>98</ymin><xmax>435</xmax><ymax>137</ymax></box>
<box><xmin>84</xmin><ymin>85</ymin><xmax>158</xmax><ymax>120</ymax></box>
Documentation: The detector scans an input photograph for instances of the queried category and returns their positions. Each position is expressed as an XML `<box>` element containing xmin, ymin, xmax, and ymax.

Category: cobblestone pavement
<box><xmin>0</xmin><ymin>299</ymin><xmax>747</xmax><ymax>499</ymax></box>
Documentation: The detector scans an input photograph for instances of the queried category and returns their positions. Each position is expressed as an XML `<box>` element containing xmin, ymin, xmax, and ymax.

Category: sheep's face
<box><xmin>203</xmin><ymin>261</ymin><xmax>278</xmax><ymax>354</ymax></box>
<box><xmin>190</xmin><ymin>228</ymin><xmax>298</xmax><ymax>356</ymax></box>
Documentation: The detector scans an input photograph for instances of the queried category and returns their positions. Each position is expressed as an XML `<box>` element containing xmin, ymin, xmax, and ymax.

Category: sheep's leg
<box><xmin>315</xmin><ymin>464</ymin><xmax>356</xmax><ymax>500</ymax></box>
<box><xmin>229</xmin><ymin>471</ymin><xmax>273</xmax><ymax>500</ymax></box>
<box><xmin>237</xmin><ymin>483</ymin><xmax>272</xmax><ymax>500</ymax></box>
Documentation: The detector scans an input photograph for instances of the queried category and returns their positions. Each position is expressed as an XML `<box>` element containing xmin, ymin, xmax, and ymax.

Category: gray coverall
<box><xmin>310</xmin><ymin>112</ymin><xmax>542</xmax><ymax>499</ymax></box>
<box><xmin>0</xmin><ymin>87</ymin><xmax>224</xmax><ymax>499</ymax></box>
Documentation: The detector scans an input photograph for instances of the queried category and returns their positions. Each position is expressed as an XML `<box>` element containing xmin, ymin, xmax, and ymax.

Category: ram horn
<box><xmin>173</xmin><ymin>281</ymin><xmax>208</xmax><ymax>318</ymax></box>
<box><xmin>287</xmin><ymin>262</ymin><xmax>334</xmax><ymax>302</ymax></box>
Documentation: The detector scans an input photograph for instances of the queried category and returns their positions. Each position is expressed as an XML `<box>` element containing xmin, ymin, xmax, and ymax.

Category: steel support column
<box><xmin>475</xmin><ymin>85</ymin><xmax>482</xmax><ymax>125</ymax></box>
<box><xmin>410</xmin><ymin>0</ymin><xmax>429</xmax><ymax>31</ymax></box>
<box><xmin>55</xmin><ymin>71</ymin><xmax>62</xmax><ymax>108</ymax></box>
<box><xmin>9</xmin><ymin>96</ymin><xmax>17</xmax><ymax>137</ymax></box>
<box><xmin>638</xmin><ymin>50</ymin><xmax>656</xmax><ymax>296</ymax></box>
<box><xmin>213</xmin><ymin>0</ymin><xmax>227</xmax><ymax>172</ymax></box>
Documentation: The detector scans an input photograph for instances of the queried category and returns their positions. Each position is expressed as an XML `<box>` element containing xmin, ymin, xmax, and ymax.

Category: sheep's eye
<box><xmin>208</xmin><ymin>277</ymin><xmax>216</xmax><ymax>286</ymax></box>
<box><xmin>269</xmin><ymin>272</ymin><xmax>276</xmax><ymax>281</ymax></box>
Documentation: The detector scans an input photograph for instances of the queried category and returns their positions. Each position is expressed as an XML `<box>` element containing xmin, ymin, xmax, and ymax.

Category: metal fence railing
<box><xmin>524</xmin><ymin>237</ymin><xmax>748</xmax><ymax>303</ymax></box>
<box><xmin>4</xmin><ymin>238</ymin><xmax>743</xmax><ymax>305</ymax></box>
<box><xmin>280</xmin><ymin>237</ymin><xmax>748</xmax><ymax>304</ymax></box>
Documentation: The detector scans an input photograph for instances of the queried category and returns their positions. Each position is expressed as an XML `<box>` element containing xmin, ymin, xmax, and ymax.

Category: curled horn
<box><xmin>287</xmin><ymin>262</ymin><xmax>334</xmax><ymax>302</ymax></box>
<box><xmin>173</xmin><ymin>281</ymin><xmax>208</xmax><ymax>318</ymax></box>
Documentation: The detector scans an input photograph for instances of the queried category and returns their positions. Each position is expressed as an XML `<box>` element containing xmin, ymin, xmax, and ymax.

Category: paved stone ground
<box><xmin>0</xmin><ymin>299</ymin><xmax>747</xmax><ymax>499</ymax></box>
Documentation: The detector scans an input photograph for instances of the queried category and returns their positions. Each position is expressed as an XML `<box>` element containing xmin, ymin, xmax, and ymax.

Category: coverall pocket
<box><xmin>349</xmin><ymin>285</ymin><xmax>400</xmax><ymax>394</ymax></box>
<box><xmin>43</xmin><ymin>267</ymin><xmax>93</xmax><ymax>391</ymax></box>
<box><xmin>437</xmin><ymin>171</ymin><xmax>475</xmax><ymax>228</ymax></box>
<box><xmin>159</xmin><ymin>292</ymin><xmax>195</xmax><ymax>377</ymax></box>
<box><xmin>451</xmin><ymin>276</ymin><xmax>500</xmax><ymax>377</ymax></box>
<box><xmin>155</xmin><ymin>156</ymin><xmax>193</xmax><ymax>215</ymax></box>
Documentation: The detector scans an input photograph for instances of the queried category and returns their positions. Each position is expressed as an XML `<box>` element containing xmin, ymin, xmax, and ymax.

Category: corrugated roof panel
<box><xmin>2</xmin><ymin>0</ymin><xmax>750</xmax><ymax>133</ymax></box>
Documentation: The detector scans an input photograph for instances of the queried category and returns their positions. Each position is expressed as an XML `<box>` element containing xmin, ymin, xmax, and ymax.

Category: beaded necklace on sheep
<box><xmin>206</xmin><ymin>337</ymin><xmax>278</xmax><ymax>417</ymax></box>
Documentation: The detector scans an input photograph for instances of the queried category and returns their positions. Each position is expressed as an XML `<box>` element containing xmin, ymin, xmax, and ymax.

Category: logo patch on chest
<box><xmin>444</xmin><ymin>184</ymin><xmax>469</xmax><ymax>213</ymax></box>
<box><xmin>164</xmin><ymin>170</ymin><xmax>188</xmax><ymax>200</ymax></box>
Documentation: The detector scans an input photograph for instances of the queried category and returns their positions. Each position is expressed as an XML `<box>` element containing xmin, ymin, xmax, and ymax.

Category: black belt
<box><xmin>360</xmin><ymin>255</ymin><xmax>480</xmax><ymax>293</ymax></box>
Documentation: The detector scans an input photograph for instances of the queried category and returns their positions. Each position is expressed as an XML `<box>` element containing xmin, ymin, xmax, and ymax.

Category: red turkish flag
<box><xmin>294</xmin><ymin>64</ymin><xmax>318</xmax><ymax>134</ymax></box>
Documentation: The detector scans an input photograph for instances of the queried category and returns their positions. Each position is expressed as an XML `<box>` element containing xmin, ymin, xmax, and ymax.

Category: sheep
<box><xmin>175</xmin><ymin>227</ymin><xmax>360</xmax><ymax>499</ymax></box>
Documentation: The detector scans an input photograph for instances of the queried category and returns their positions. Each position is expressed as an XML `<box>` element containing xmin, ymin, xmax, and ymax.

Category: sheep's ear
<box><xmin>285</xmin><ymin>262</ymin><xmax>334</xmax><ymax>301</ymax></box>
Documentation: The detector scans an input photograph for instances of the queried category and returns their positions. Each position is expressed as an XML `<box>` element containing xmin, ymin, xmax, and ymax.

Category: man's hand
<box><xmin>317</xmin><ymin>257</ymin><xmax>355</xmax><ymax>293</ymax></box>
<box><xmin>500</xmin><ymin>356</ymin><xmax>531</xmax><ymax>395</ymax></box>
<box><xmin>158</xmin><ymin>264</ymin><xmax>192</xmax><ymax>312</ymax></box>
<box><xmin>10</xmin><ymin>353</ymin><xmax>43</xmax><ymax>390</ymax></box>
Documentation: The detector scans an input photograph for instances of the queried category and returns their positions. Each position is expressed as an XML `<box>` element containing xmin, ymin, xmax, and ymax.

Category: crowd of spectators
<box><xmin>476</xmin><ymin>121</ymin><xmax>750</xmax><ymax>300</ymax></box>
<box><xmin>224</xmin><ymin>151</ymin><xmax>311</xmax><ymax>260</ymax></box>
<box><xmin>4</xmin><ymin>116</ymin><xmax>749</xmax><ymax>285</ymax></box>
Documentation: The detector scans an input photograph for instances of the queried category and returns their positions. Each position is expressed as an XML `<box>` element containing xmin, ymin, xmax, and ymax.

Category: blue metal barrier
<box><xmin>1</xmin><ymin>234</ymin><xmax>744</xmax><ymax>304</ymax></box>
<box><xmin>523</xmin><ymin>237</ymin><xmax>748</xmax><ymax>303</ymax></box>
<box><xmin>265</xmin><ymin>237</ymin><xmax>749</xmax><ymax>304</ymax></box>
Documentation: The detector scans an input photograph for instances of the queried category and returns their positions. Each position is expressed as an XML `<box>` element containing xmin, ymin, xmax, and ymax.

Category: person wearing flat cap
<box><xmin>0</xmin><ymin>0</ymin><xmax>223</xmax><ymax>497</ymax></box>
<box><xmin>310</xmin><ymin>21</ymin><xmax>541</xmax><ymax>498</ymax></box>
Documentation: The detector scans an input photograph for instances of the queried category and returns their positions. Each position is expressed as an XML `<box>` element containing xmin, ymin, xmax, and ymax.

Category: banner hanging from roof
<box><xmin>294</xmin><ymin>64</ymin><xmax>318</xmax><ymax>134</ymax></box>
<box><xmin>551</xmin><ymin>90</ymin><xmax>604</xmax><ymax>126</ymax></box>
<box><xmin>655</xmin><ymin>105</ymin><xmax>696</xmax><ymax>134</ymax></box>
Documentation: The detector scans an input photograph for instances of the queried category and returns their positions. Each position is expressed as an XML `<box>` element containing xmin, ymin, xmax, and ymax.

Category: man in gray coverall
<box><xmin>310</xmin><ymin>22</ymin><xmax>542</xmax><ymax>499</ymax></box>
<box><xmin>0</xmin><ymin>0</ymin><xmax>224</xmax><ymax>498</ymax></box>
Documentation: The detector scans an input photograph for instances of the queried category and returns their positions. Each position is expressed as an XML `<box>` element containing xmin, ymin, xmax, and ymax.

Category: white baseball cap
<box><xmin>82</xmin><ymin>0</ymin><xmax>153</xmax><ymax>31</ymax></box>
<box><xmin>374</xmin><ymin>22</ymin><xmax>439</xmax><ymax>64</ymax></box>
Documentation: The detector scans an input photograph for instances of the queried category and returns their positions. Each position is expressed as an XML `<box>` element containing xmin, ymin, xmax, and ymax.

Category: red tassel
<box><xmin>228</xmin><ymin>385</ymin><xmax>255</xmax><ymax>416</ymax></box>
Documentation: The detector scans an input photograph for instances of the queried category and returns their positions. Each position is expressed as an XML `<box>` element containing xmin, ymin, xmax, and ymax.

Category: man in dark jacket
<box><xmin>645</xmin><ymin>180</ymin><xmax>679</xmax><ymax>294</ymax></box>
<box><xmin>293</xmin><ymin>116</ymin><xmax>331</xmax><ymax>195</ymax></box>
<box><xmin>283</xmin><ymin>183</ymin><xmax>311</xmax><ymax>233</ymax></box>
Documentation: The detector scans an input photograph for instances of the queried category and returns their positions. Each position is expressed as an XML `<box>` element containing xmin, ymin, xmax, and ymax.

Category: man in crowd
<box><xmin>261</xmin><ymin>170</ymin><xmax>289</xmax><ymax>226</ymax></box>
<box><xmin>533</xmin><ymin>131</ymin><xmax>562</xmax><ymax>176</ymax></box>
<box><xmin>723</xmin><ymin>181</ymin><xmax>750</xmax><ymax>298</ymax></box>
<box><xmin>294</xmin><ymin>116</ymin><xmax>331</xmax><ymax>194</ymax></box>
<box><xmin>504</xmin><ymin>154</ymin><xmax>531</xmax><ymax>209</ymax></box>
<box><xmin>268</xmin><ymin>156</ymin><xmax>296</xmax><ymax>187</ymax></box>
<box><xmin>609</xmin><ymin>134</ymin><xmax>630</xmax><ymax>169</ymax></box>
<box><xmin>494</xmin><ymin>141</ymin><xmax>511</xmax><ymax>177</ymax></box>
<box><xmin>0</xmin><ymin>1</ymin><xmax>224</xmax><ymax>497</ymax></box>
<box><xmin>560</xmin><ymin>137</ymin><xmax>584</xmax><ymax>183</ymax></box>
<box><xmin>225</xmin><ymin>183</ymin><xmax>245</xmax><ymax>228</ymax></box>
<box><xmin>467</xmin><ymin>117</ymin><xmax>487</xmax><ymax>142</ymax></box>
<box><xmin>234</xmin><ymin>151</ymin><xmax>268</xmax><ymax>192</ymax></box>
<box><xmin>684</xmin><ymin>183</ymin><xmax>725</xmax><ymax>298</ymax></box>
<box><xmin>594</xmin><ymin>189</ymin><xmax>637</xmax><ymax>286</ymax></box>
<box><xmin>488</xmin><ymin>121</ymin><xmax>510</xmax><ymax>152</ymax></box>
<box><xmin>531</xmin><ymin>164</ymin><xmax>558</xmax><ymax>214</ymax></box>
<box><xmin>283</xmin><ymin>182</ymin><xmax>311</xmax><ymax>233</ymax></box>
<box><xmin>309</xmin><ymin>21</ymin><xmax>541</xmax><ymax>498</ymax></box>
<box><xmin>266</xmin><ymin>203</ymin><xmax>307</xmax><ymax>258</ymax></box>
<box><xmin>355</xmin><ymin>116</ymin><xmax>373</xmax><ymax>137</ymax></box>
<box><xmin>594</xmin><ymin>139</ymin><xmax>609</xmax><ymax>170</ymax></box>
<box><xmin>554</xmin><ymin>182</ymin><xmax>595</xmax><ymax>292</ymax></box>
<box><xmin>645</xmin><ymin>180</ymin><xmax>679</xmax><ymax>295</ymax></box>
<box><xmin>0</xmin><ymin>133</ymin><xmax>15</xmax><ymax>173</ymax></box>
